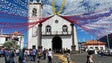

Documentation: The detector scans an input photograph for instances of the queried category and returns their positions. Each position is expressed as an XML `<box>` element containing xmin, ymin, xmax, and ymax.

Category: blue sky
<box><xmin>0</xmin><ymin>0</ymin><xmax>112</xmax><ymax>47</ymax></box>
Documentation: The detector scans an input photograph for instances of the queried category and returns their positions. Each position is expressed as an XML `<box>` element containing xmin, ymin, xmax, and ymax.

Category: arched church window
<box><xmin>46</xmin><ymin>25</ymin><xmax>51</xmax><ymax>32</ymax></box>
<box><xmin>32</xmin><ymin>8</ymin><xmax>37</xmax><ymax>16</ymax></box>
<box><xmin>62</xmin><ymin>25</ymin><xmax>68</xmax><ymax>32</ymax></box>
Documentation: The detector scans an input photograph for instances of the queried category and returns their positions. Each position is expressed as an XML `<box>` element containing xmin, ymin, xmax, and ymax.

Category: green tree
<box><xmin>3</xmin><ymin>40</ymin><xmax>20</xmax><ymax>49</ymax></box>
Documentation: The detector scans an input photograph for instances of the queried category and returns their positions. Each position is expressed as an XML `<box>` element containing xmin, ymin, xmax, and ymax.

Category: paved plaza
<box><xmin>71</xmin><ymin>53</ymin><xmax>112</xmax><ymax>63</ymax></box>
<box><xmin>0</xmin><ymin>53</ymin><xmax>112</xmax><ymax>63</ymax></box>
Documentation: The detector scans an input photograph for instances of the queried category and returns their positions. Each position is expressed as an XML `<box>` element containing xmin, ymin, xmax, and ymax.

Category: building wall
<box><xmin>42</xmin><ymin>35</ymin><xmax>72</xmax><ymax>50</ymax></box>
<box><xmin>87</xmin><ymin>45</ymin><xmax>105</xmax><ymax>50</ymax></box>
<box><xmin>17</xmin><ymin>35</ymin><xmax>24</xmax><ymax>49</ymax></box>
<box><xmin>42</xmin><ymin>15</ymin><xmax>72</xmax><ymax>34</ymax></box>
<box><xmin>61</xmin><ymin>36</ymin><xmax>72</xmax><ymax>50</ymax></box>
<box><xmin>42</xmin><ymin>36</ymin><xmax>52</xmax><ymax>50</ymax></box>
<box><xmin>28</xmin><ymin>2</ymin><xmax>42</xmax><ymax>49</ymax></box>
<box><xmin>0</xmin><ymin>37</ymin><xmax>6</xmax><ymax>46</ymax></box>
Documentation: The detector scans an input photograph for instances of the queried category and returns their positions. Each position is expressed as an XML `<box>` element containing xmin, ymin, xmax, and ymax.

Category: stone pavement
<box><xmin>0</xmin><ymin>54</ymin><xmax>62</xmax><ymax>63</ymax></box>
<box><xmin>55</xmin><ymin>54</ymin><xmax>75</xmax><ymax>63</ymax></box>
<box><xmin>71</xmin><ymin>52</ymin><xmax>112</xmax><ymax>63</ymax></box>
<box><xmin>1</xmin><ymin>53</ymin><xmax>112</xmax><ymax>63</ymax></box>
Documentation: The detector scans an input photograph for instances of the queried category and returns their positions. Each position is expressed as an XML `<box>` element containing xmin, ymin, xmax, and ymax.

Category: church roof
<box><xmin>39</xmin><ymin>16</ymin><xmax>54</xmax><ymax>23</ymax></box>
<box><xmin>39</xmin><ymin>15</ymin><xmax>74</xmax><ymax>24</ymax></box>
<box><xmin>59</xmin><ymin>15</ymin><xmax>75</xmax><ymax>23</ymax></box>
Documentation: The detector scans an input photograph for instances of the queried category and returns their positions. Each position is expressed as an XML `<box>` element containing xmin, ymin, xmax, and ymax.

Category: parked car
<box><xmin>107</xmin><ymin>49</ymin><xmax>112</xmax><ymax>55</ymax></box>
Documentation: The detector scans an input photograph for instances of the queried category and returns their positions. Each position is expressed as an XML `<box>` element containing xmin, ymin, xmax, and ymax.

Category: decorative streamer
<box><xmin>51</xmin><ymin>0</ymin><xmax>56</xmax><ymax>15</ymax></box>
<box><xmin>0</xmin><ymin>0</ymin><xmax>112</xmax><ymax>39</ymax></box>
<box><xmin>56</xmin><ymin>0</ymin><xmax>66</xmax><ymax>15</ymax></box>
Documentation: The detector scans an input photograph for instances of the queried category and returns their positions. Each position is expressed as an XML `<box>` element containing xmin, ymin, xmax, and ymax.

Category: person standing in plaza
<box><xmin>9</xmin><ymin>49</ymin><xmax>15</xmax><ymax>63</ymax></box>
<box><xmin>18</xmin><ymin>48</ymin><xmax>26</xmax><ymax>63</ymax></box>
<box><xmin>29</xmin><ymin>49</ymin><xmax>33</xmax><ymax>61</ymax></box>
<box><xmin>32</xmin><ymin>48</ymin><xmax>37</xmax><ymax>61</ymax></box>
<box><xmin>66</xmin><ymin>49</ymin><xmax>71</xmax><ymax>63</ymax></box>
<box><xmin>16</xmin><ymin>49</ymin><xmax>20</xmax><ymax>56</ymax></box>
<box><xmin>36</xmin><ymin>49</ymin><xmax>42</xmax><ymax>63</ymax></box>
<box><xmin>43</xmin><ymin>48</ymin><xmax>47</xmax><ymax>60</ymax></box>
<box><xmin>86</xmin><ymin>51</ymin><xmax>94</xmax><ymax>63</ymax></box>
<box><xmin>4</xmin><ymin>48</ymin><xmax>10</xmax><ymax>63</ymax></box>
<box><xmin>47</xmin><ymin>48</ymin><xmax>53</xmax><ymax>63</ymax></box>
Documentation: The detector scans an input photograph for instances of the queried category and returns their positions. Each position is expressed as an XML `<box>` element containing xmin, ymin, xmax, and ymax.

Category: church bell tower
<box><xmin>27</xmin><ymin>0</ymin><xmax>42</xmax><ymax>49</ymax></box>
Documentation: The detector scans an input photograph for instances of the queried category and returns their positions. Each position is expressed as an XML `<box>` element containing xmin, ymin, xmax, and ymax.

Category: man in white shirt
<box><xmin>47</xmin><ymin>48</ymin><xmax>53</xmax><ymax>63</ymax></box>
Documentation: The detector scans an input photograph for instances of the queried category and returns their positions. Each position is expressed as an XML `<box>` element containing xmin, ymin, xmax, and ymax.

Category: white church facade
<box><xmin>27</xmin><ymin>0</ymin><xmax>79</xmax><ymax>51</ymax></box>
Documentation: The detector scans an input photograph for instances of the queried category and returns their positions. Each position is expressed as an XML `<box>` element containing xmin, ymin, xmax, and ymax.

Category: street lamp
<box><xmin>107</xmin><ymin>34</ymin><xmax>110</xmax><ymax>49</ymax></box>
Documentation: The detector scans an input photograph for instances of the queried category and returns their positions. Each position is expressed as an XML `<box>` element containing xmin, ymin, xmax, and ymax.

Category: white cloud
<box><xmin>82</xmin><ymin>14</ymin><xmax>112</xmax><ymax>37</ymax></box>
<box><xmin>42</xmin><ymin>4</ymin><xmax>53</xmax><ymax>17</ymax></box>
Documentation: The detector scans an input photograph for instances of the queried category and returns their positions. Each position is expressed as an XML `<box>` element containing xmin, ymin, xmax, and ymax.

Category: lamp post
<box><xmin>107</xmin><ymin>34</ymin><xmax>110</xmax><ymax>49</ymax></box>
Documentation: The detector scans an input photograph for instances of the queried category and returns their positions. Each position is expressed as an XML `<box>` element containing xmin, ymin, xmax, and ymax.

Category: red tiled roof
<box><xmin>12</xmin><ymin>32</ymin><xmax>21</xmax><ymax>35</ymax></box>
<box><xmin>81</xmin><ymin>40</ymin><xmax>106</xmax><ymax>45</ymax></box>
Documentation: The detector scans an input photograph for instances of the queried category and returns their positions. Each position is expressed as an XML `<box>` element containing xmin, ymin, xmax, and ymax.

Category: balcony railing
<box><xmin>42</xmin><ymin>31</ymin><xmax>72</xmax><ymax>36</ymax></box>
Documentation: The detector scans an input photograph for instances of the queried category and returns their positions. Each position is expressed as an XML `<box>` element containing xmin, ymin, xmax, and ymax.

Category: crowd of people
<box><xmin>0</xmin><ymin>48</ymin><xmax>16</xmax><ymax>63</ymax></box>
<box><xmin>0</xmin><ymin>47</ymin><xmax>53</xmax><ymax>63</ymax></box>
<box><xmin>0</xmin><ymin>47</ymin><xmax>71</xmax><ymax>63</ymax></box>
<box><xmin>0</xmin><ymin>47</ymin><xmax>72</xmax><ymax>63</ymax></box>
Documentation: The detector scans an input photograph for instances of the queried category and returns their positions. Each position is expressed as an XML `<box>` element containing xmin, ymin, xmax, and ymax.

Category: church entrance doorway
<box><xmin>52</xmin><ymin>36</ymin><xmax>62</xmax><ymax>53</ymax></box>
